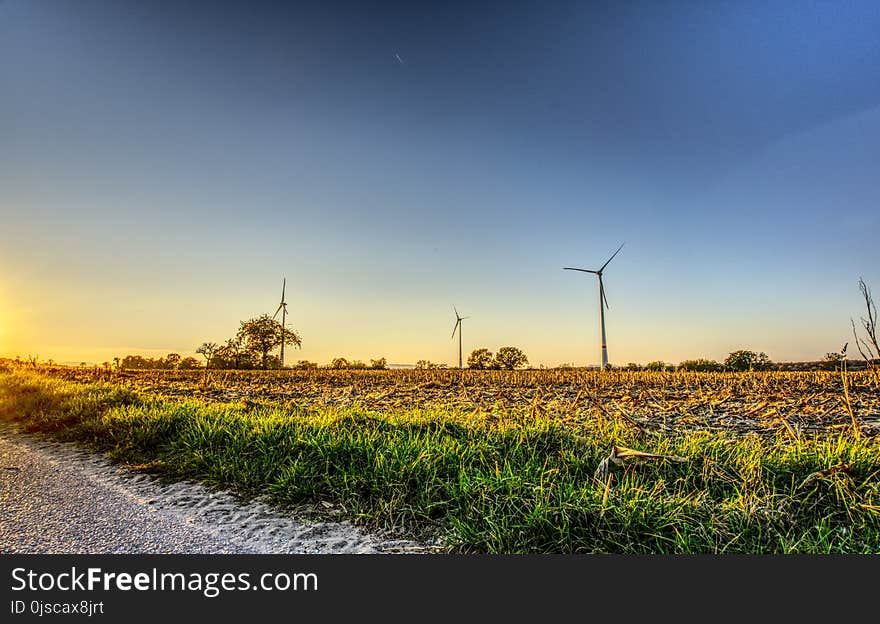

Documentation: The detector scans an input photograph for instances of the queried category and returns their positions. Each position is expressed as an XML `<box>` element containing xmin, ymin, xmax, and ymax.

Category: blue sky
<box><xmin>1</xmin><ymin>0</ymin><xmax>878</xmax><ymax>366</ymax></box>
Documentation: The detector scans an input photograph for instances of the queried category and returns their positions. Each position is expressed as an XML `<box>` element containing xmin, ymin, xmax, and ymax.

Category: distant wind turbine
<box><xmin>272</xmin><ymin>278</ymin><xmax>289</xmax><ymax>368</ymax></box>
<box><xmin>563</xmin><ymin>243</ymin><xmax>625</xmax><ymax>370</ymax></box>
<box><xmin>451</xmin><ymin>305</ymin><xmax>469</xmax><ymax>369</ymax></box>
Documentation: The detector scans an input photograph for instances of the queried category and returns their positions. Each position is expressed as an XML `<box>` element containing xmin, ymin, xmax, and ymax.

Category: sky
<box><xmin>1</xmin><ymin>0</ymin><xmax>879</xmax><ymax>367</ymax></box>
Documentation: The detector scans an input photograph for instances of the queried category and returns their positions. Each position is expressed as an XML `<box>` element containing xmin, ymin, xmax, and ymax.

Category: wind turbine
<box><xmin>272</xmin><ymin>278</ymin><xmax>288</xmax><ymax>368</ymax></box>
<box><xmin>451</xmin><ymin>305</ymin><xmax>469</xmax><ymax>369</ymax></box>
<box><xmin>564</xmin><ymin>243</ymin><xmax>625</xmax><ymax>370</ymax></box>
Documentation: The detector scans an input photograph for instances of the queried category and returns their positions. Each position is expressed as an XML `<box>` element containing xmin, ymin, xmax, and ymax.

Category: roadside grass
<box><xmin>1</xmin><ymin>369</ymin><xmax>878</xmax><ymax>553</ymax></box>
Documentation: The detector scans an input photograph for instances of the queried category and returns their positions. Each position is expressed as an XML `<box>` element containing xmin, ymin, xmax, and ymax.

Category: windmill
<box><xmin>272</xmin><ymin>278</ymin><xmax>288</xmax><ymax>368</ymax></box>
<box><xmin>564</xmin><ymin>243</ymin><xmax>625</xmax><ymax>370</ymax></box>
<box><xmin>451</xmin><ymin>305</ymin><xmax>469</xmax><ymax>369</ymax></box>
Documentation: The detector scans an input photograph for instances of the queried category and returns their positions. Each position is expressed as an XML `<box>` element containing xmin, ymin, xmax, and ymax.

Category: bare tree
<box><xmin>851</xmin><ymin>277</ymin><xmax>879</xmax><ymax>380</ymax></box>
<box><xmin>196</xmin><ymin>342</ymin><xmax>218</xmax><ymax>369</ymax></box>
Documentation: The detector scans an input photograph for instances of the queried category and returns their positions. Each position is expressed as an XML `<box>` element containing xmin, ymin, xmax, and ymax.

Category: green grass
<box><xmin>1</xmin><ymin>368</ymin><xmax>878</xmax><ymax>553</ymax></box>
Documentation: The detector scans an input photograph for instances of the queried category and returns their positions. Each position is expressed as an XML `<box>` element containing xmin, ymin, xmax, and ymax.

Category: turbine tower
<box><xmin>451</xmin><ymin>305</ymin><xmax>469</xmax><ymax>369</ymax></box>
<box><xmin>564</xmin><ymin>243</ymin><xmax>625</xmax><ymax>370</ymax></box>
<box><xmin>272</xmin><ymin>278</ymin><xmax>288</xmax><ymax>368</ymax></box>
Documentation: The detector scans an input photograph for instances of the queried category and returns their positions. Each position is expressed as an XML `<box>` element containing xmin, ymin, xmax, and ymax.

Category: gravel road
<box><xmin>0</xmin><ymin>427</ymin><xmax>434</xmax><ymax>554</ymax></box>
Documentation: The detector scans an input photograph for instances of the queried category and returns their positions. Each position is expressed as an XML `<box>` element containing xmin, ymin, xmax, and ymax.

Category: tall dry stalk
<box><xmin>852</xmin><ymin>277</ymin><xmax>880</xmax><ymax>386</ymax></box>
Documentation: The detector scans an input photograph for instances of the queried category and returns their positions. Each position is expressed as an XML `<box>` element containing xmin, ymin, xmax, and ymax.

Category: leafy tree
<box><xmin>196</xmin><ymin>342</ymin><xmax>217</xmax><ymax>369</ymax></box>
<box><xmin>212</xmin><ymin>337</ymin><xmax>254</xmax><ymax>370</ymax></box>
<box><xmin>415</xmin><ymin>360</ymin><xmax>447</xmax><ymax>369</ymax></box>
<box><xmin>645</xmin><ymin>361</ymin><xmax>671</xmax><ymax>372</ymax></box>
<box><xmin>494</xmin><ymin>346</ymin><xmax>529</xmax><ymax>370</ymax></box>
<box><xmin>164</xmin><ymin>353</ymin><xmax>182</xmax><ymax>370</ymax></box>
<box><xmin>293</xmin><ymin>360</ymin><xmax>318</xmax><ymax>369</ymax></box>
<box><xmin>724</xmin><ymin>350</ymin><xmax>772</xmax><ymax>372</ymax></box>
<box><xmin>467</xmin><ymin>348</ymin><xmax>495</xmax><ymax>370</ymax></box>
<box><xmin>624</xmin><ymin>362</ymin><xmax>642</xmax><ymax>371</ymax></box>
<box><xmin>370</xmin><ymin>357</ymin><xmax>388</xmax><ymax>370</ymax></box>
<box><xmin>237</xmin><ymin>314</ymin><xmax>302</xmax><ymax>370</ymax></box>
<box><xmin>678</xmin><ymin>358</ymin><xmax>723</xmax><ymax>372</ymax></box>
<box><xmin>329</xmin><ymin>357</ymin><xmax>350</xmax><ymax>369</ymax></box>
<box><xmin>178</xmin><ymin>357</ymin><xmax>202</xmax><ymax>370</ymax></box>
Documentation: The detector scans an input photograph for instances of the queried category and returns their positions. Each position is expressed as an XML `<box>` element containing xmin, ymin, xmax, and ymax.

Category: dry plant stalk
<box><xmin>838</xmin><ymin>347</ymin><xmax>861</xmax><ymax>439</ymax></box>
<box><xmin>594</xmin><ymin>445</ymin><xmax>687</xmax><ymax>481</ymax></box>
<box><xmin>797</xmin><ymin>461</ymin><xmax>852</xmax><ymax>491</ymax></box>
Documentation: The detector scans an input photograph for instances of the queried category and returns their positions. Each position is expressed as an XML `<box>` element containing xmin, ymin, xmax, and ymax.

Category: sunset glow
<box><xmin>1</xmin><ymin>1</ymin><xmax>878</xmax><ymax>367</ymax></box>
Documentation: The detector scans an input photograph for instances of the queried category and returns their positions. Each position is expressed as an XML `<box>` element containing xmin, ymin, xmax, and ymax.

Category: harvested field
<box><xmin>2</xmin><ymin>365</ymin><xmax>879</xmax><ymax>553</ymax></box>
<box><xmin>37</xmin><ymin>367</ymin><xmax>880</xmax><ymax>439</ymax></box>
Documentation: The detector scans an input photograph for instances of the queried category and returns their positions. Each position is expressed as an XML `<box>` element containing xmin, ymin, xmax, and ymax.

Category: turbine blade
<box><xmin>272</xmin><ymin>303</ymin><xmax>284</xmax><ymax>319</ymax></box>
<box><xmin>598</xmin><ymin>242</ymin><xmax>625</xmax><ymax>273</ymax></box>
<box><xmin>281</xmin><ymin>278</ymin><xmax>286</xmax><ymax>302</ymax></box>
<box><xmin>453</xmin><ymin>304</ymin><xmax>461</xmax><ymax>320</ymax></box>
<box><xmin>451</xmin><ymin>320</ymin><xmax>460</xmax><ymax>340</ymax></box>
<box><xmin>601</xmin><ymin>281</ymin><xmax>610</xmax><ymax>309</ymax></box>
<box><xmin>563</xmin><ymin>267</ymin><xmax>599</xmax><ymax>274</ymax></box>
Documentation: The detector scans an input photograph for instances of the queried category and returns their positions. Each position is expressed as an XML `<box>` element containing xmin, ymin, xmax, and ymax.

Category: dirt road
<box><xmin>0</xmin><ymin>428</ymin><xmax>430</xmax><ymax>554</ymax></box>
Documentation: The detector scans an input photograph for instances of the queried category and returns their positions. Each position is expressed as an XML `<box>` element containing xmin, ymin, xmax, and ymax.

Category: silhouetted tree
<box><xmin>678</xmin><ymin>358</ymin><xmax>723</xmax><ymax>372</ymax></box>
<box><xmin>237</xmin><ymin>315</ymin><xmax>301</xmax><ymax>369</ymax></box>
<box><xmin>196</xmin><ymin>342</ymin><xmax>217</xmax><ymax>369</ymax></box>
<box><xmin>164</xmin><ymin>353</ymin><xmax>182</xmax><ymax>369</ymax></box>
<box><xmin>370</xmin><ymin>357</ymin><xmax>388</xmax><ymax>370</ymax></box>
<box><xmin>494</xmin><ymin>346</ymin><xmax>529</xmax><ymax>370</ymax></box>
<box><xmin>212</xmin><ymin>337</ymin><xmax>253</xmax><ymax>369</ymax></box>
<box><xmin>415</xmin><ymin>359</ymin><xmax>443</xmax><ymax>369</ymax></box>
<box><xmin>467</xmin><ymin>348</ymin><xmax>495</xmax><ymax>370</ymax></box>
<box><xmin>724</xmin><ymin>350</ymin><xmax>771</xmax><ymax>372</ymax></box>
<box><xmin>329</xmin><ymin>357</ymin><xmax>350</xmax><ymax>369</ymax></box>
<box><xmin>645</xmin><ymin>361</ymin><xmax>671</xmax><ymax>372</ymax></box>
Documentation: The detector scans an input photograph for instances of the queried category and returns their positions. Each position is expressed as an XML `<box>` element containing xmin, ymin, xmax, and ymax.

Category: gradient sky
<box><xmin>2</xmin><ymin>0</ymin><xmax>878</xmax><ymax>367</ymax></box>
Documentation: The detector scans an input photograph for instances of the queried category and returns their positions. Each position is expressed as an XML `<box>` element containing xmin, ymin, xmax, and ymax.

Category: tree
<box><xmin>164</xmin><ymin>353</ymin><xmax>182</xmax><ymax>370</ymax></box>
<box><xmin>820</xmin><ymin>352</ymin><xmax>843</xmax><ymax>371</ymax></box>
<box><xmin>467</xmin><ymin>348</ymin><xmax>495</xmax><ymax>370</ymax></box>
<box><xmin>213</xmin><ymin>336</ymin><xmax>253</xmax><ymax>370</ymax></box>
<box><xmin>494</xmin><ymin>346</ymin><xmax>529</xmax><ymax>370</ymax></box>
<box><xmin>329</xmin><ymin>357</ymin><xmax>350</xmax><ymax>369</ymax></box>
<box><xmin>678</xmin><ymin>358</ymin><xmax>723</xmax><ymax>372</ymax></box>
<box><xmin>645</xmin><ymin>361</ymin><xmax>670</xmax><ymax>372</ymax></box>
<box><xmin>724</xmin><ymin>350</ymin><xmax>771</xmax><ymax>372</ymax></box>
<box><xmin>293</xmin><ymin>360</ymin><xmax>318</xmax><ymax>369</ymax></box>
<box><xmin>237</xmin><ymin>314</ymin><xmax>302</xmax><ymax>370</ymax></box>
<box><xmin>178</xmin><ymin>357</ymin><xmax>203</xmax><ymax>370</ymax></box>
<box><xmin>196</xmin><ymin>342</ymin><xmax>217</xmax><ymax>369</ymax></box>
<box><xmin>370</xmin><ymin>357</ymin><xmax>388</xmax><ymax>370</ymax></box>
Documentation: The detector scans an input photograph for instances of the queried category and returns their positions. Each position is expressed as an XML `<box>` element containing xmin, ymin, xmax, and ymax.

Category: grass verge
<box><xmin>1</xmin><ymin>369</ymin><xmax>878</xmax><ymax>553</ymax></box>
